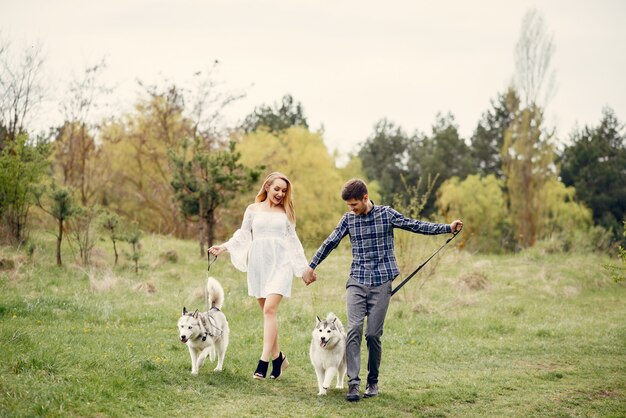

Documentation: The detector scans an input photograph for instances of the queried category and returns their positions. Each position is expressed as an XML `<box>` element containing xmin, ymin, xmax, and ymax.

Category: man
<box><xmin>303</xmin><ymin>179</ymin><xmax>462</xmax><ymax>402</ymax></box>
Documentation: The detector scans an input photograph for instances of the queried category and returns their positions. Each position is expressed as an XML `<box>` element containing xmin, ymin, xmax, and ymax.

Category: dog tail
<box><xmin>326</xmin><ymin>312</ymin><xmax>345</xmax><ymax>334</ymax></box>
<box><xmin>206</xmin><ymin>276</ymin><xmax>225</xmax><ymax>310</ymax></box>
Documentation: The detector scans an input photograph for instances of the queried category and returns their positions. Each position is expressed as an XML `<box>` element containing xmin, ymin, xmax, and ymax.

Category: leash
<box><xmin>391</xmin><ymin>231</ymin><xmax>460</xmax><ymax>297</ymax></box>
<box><xmin>204</xmin><ymin>253</ymin><xmax>218</xmax><ymax>313</ymax></box>
<box><xmin>201</xmin><ymin>253</ymin><xmax>225</xmax><ymax>339</ymax></box>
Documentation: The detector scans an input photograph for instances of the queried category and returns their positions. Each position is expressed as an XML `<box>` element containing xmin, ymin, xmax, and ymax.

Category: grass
<box><xmin>0</xmin><ymin>232</ymin><xmax>625</xmax><ymax>417</ymax></box>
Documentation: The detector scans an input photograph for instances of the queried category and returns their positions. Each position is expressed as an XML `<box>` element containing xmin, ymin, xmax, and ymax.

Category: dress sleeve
<box><xmin>286</xmin><ymin>221</ymin><xmax>308</xmax><ymax>278</ymax></box>
<box><xmin>223</xmin><ymin>207</ymin><xmax>254</xmax><ymax>272</ymax></box>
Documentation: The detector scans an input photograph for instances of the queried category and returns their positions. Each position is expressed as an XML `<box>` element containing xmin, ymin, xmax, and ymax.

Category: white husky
<box><xmin>177</xmin><ymin>276</ymin><xmax>230</xmax><ymax>374</ymax></box>
<box><xmin>309</xmin><ymin>312</ymin><xmax>347</xmax><ymax>395</ymax></box>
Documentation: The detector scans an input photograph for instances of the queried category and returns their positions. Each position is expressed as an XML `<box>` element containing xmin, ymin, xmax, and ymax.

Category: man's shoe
<box><xmin>363</xmin><ymin>382</ymin><xmax>378</xmax><ymax>398</ymax></box>
<box><xmin>346</xmin><ymin>384</ymin><xmax>360</xmax><ymax>402</ymax></box>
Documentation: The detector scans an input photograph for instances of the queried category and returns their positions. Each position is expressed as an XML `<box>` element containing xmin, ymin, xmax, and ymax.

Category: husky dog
<box><xmin>309</xmin><ymin>312</ymin><xmax>347</xmax><ymax>395</ymax></box>
<box><xmin>178</xmin><ymin>276</ymin><xmax>230</xmax><ymax>374</ymax></box>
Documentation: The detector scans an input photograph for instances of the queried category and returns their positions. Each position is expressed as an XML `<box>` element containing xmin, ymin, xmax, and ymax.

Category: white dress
<box><xmin>224</xmin><ymin>206</ymin><xmax>308</xmax><ymax>298</ymax></box>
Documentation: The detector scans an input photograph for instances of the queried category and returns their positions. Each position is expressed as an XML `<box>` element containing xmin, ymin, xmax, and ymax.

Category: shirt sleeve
<box><xmin>286</xmin><ymin>221</ymin><xmax>308</xmax><ymax>277</ymax></box>
<box><xmin>388</xmin><ymin>207</ymin><xmax>452</xmax><ymax>235</ymax></box>
<box><xmin>309</xmin><ymin>214</ymin><xmax>349</xmax><ymax>269</ymax></box>
<box><xmin>223</xmin><ymin>206</ymin><xmax>254</xmax><ymax>272</ymax></box>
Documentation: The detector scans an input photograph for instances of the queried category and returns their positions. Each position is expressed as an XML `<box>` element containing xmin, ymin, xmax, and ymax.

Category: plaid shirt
<box><xmin>310</xmin><ymin>202</ymin><xmax>452</xmax><ymax>286</ymax></box>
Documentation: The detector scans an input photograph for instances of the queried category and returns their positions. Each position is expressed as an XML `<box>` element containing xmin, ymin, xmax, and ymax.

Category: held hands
<box><xmin>208</xmin><ymin>245</ymin><xmax>227</xmax><ymax>256</ymax></box>
<box><xmin>450</xmin><ymin>220</ymin><xmax>463</xmax><ymax>234</ymax></box>
<box><xmin>302</xmin><ymin>267</ymin><xmax>317</xmax><ymax>286</ymax></box>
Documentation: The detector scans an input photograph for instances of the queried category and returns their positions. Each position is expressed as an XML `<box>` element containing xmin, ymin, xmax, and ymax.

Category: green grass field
<box><xmin>1</xmin><ymin>233</ymin><xmax>624</xmax><ymax>417</ymax></box>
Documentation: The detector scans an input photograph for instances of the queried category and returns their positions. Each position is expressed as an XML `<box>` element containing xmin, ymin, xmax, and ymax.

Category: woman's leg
<box><xmin>259</xmin><ymin>293</ymin><xmax>282</xmax><ymax>361</ymax></box>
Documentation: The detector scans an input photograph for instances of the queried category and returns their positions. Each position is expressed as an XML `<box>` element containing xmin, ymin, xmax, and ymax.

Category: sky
<box><xmin>1</xmin><ymin>0</ymin><xmax>625</xmax><ymax>158</ymax></box>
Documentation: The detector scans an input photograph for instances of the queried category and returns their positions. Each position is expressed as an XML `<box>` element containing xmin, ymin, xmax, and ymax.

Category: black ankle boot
<box><xmin>270</xmin><ymin>352</ymin><xmax>288</xmax><ymax>380</ymax></box>
<box><xmin>253</xmin><ymin>359</ymin><xmax>269</xmax><ymax>380</ymax></box>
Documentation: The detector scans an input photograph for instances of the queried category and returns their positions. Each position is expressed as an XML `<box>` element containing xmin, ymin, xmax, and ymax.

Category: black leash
<box><xmin>391</xmin><ymin>231</ymin><xmax>460</xmax><ymax>297</ymax></box>
<box><xmin>204</xmin><ymin>253</ymin><xmax>218</xmax><ymax>314</ymax></box>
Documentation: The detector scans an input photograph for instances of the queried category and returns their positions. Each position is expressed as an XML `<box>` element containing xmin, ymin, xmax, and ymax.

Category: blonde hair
<box><xmin>255</xmin><ymin>172</ymin><xmax>296</xmax><ymax>224</ymax></box>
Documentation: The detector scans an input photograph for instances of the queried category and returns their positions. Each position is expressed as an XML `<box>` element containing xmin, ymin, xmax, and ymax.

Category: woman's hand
<box><xmin>208</xmin><ymin>245</ymin><xmax>227</xmax><ymax>256</ymax></box>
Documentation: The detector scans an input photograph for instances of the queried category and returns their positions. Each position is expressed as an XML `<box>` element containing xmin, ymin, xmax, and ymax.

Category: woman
<box><xmin>209</xmin><ymin>172</ymin><xmax>311</xmax><ymax>380</ymax></box>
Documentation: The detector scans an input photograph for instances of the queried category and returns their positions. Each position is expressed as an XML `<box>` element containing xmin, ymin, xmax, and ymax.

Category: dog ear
<box><xmin>331</xmin><ymin>317</ymin><xmax>337</xmax><ymax>324</ymax></box>
<box><xmin>316</xmin><ymin>316</ymin><xmax>322</xmax><ymax>323</ymax></box>
<box><xmin>192</xmin><ymin>309</ymin><xmax>199</xmax><ymax>318</ymax></box>
<box><xmin>182</xmin><ymin>307</ymin><xmax>187</xmax><ymax>315</ymax></box>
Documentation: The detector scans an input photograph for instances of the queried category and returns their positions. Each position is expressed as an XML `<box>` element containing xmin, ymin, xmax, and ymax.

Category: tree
<box><xmin>470</xmin><ymin>88</ymin><xmax>519</xmax><ymax>178</ymax></box>
<box><xmin>502</xmin><ymin>8</ymin><xmax>558</xmax><ymax>249</ymax></box>
<box><xmin>559</xmin><ymin>107</ymin><xmax>626</xmax><ymax>239</ymax></box>
<box><xmin>98</xmin><ymin>210</ymin><xmax>122</xmax><ymax>266</ymax></box>
<box><xmin>241</xmin><ymin>94</ymin><xmax>308</xmax><ymax>134</ymax></box>
<box><xmin>53</xmin><ymin>60</ymin><xmax>110</xmax><ymax>205</ymax></box>
<box><xmin>0</xmin><ymin>39</ymin><xmax>45</xmax><ymax>149</ymax></box>
<box><xmin>514</xmin><ymin>8</ymin><xmax>556</xmax><ymax>108</ymax></box>
<box><xmin>34</xmin><ymin>184</ymin><xmax>78</xmax><ymax>267</ymax></box>
<box><xmin>357</xmin><ymin>119</ymin><xmax>411</xmax><ymax>204</ymax></box>
<box><xmin>437</xmin><ymin>174</ymin><xmax>511</xmax><ymax>253</ymax></box>
<box><xmin>0</xmin><ymin>133</ymin><xmax>49</xmax><ymax>244</ymax></box>
<box><xmin>502</xmin><ymin>105</ymin><xmax>556</xmax><ymax>248</ymax></box>
<box><xmin>170</xmin><ymin>140</ymin><xmax>261</xmax><ymax>255</ymax></box>
<box><xmin>99</xmin><ymin>85</ymin><xmax>194</xmax><ymax>236</ymax></box>
<box><xmin>68</xmin><ymin>204</ymin><xmax>100</xmax><ymax>266</ymax></box>
<box><xmin>408</xmin><ymin>112</ymin><xmax>473</xmax><ymax>216</ymax></box>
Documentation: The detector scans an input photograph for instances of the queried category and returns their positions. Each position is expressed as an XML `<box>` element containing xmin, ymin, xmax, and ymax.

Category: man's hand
<box><xmin>450</xmin><ymin>220</ymin><xmax>463</xmax><ymax>234</ymax></box>
<box><xmin>302</xmin><ymin>267</ymin><xmax>317</xmax><ymax>286</ymax></box>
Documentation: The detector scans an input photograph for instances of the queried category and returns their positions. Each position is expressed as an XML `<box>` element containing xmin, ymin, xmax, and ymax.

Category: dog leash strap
<box><xmin>391</xmin><ymin>232</ymin><xmax>459</xmax><ymax>297</ymax></box>
<box><xmin>207</xmin><ymin>253</ymin><xmax>218</xmax><ymax>272</ymax></box>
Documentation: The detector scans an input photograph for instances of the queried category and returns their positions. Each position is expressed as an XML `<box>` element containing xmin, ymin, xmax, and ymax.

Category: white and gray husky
<box><xmin>177</xmin><ymin>276</ymin><xmax>230</xmax><ymax>374</ymax></box>
<box><xmin>309</xmin><ymin>312</ymin><xmax>347</xmax><ymax>395</ymax></box>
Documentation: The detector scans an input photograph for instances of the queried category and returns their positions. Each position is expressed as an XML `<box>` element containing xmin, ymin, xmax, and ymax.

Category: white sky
<box><xmin>1</xmin><ymin>0</ymin><xmax>625</xmax><ymax>157</ymax></box>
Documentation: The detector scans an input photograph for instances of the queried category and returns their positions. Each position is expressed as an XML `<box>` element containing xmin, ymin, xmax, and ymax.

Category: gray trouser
<box><xmin>345</xmin><ymin>277</ymin><xmax>392</xmax><ymax>386</ymax></box>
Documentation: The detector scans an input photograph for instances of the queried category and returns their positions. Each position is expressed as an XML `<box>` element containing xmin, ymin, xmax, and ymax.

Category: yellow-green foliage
<box><xmin>234</xmin><ymin>126</ymin><xmax>374</xmax><ymax>245</ymax></box>
<box><xmin>536</xmin><ymin>178</ymin><xmax>592</xmax><ymax>239</ymax></box>
<box><xmin>437</xmin><ymin>175</ymin><xmax>509</xmax><ymax>253</ymax></box>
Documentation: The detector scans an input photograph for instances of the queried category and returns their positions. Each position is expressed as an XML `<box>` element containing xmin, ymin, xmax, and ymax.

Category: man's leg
<box><xmin>365</xmin><ymin>280</ymin><xmax>392</xmax><ymax>387</ymax></box>
<box><xmin>345</xmin><ymin>277</ymin><xmax>367</xmax><ymax>387</ymax></box>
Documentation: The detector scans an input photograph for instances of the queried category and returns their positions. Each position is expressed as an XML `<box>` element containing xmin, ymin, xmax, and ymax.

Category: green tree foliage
<box><xmin>241</xmin><ymin>94</ymin><xmax>308</xmax><ymax>134</ymax></box>
<box><xmin>470</xmin><ymin>88</ymin><xmax>519</xmax><ymax>178</ymax></box>
<box><xmin>235</xmin><ymin>126</ymin><xmax>368</xmax><ymax>244</ymax></box>
<box><xmin>559</xmin><ymin>107</ymin><xmax>626</xmax><ymax>239</ymax></box>
<box><xmin>170</xmin><ymin>139</ymin><xmax>262</xmax><ymax>255</ymax></box>
<box><xmin>34</xmin><ymin>184</ymin><xmax>78</xmax><ymax>266</ymax></box>
<box><xmin>0</xmin><ymin>134</ymin><xmax>49</xmax><ymax>244</ymax></box>
<box><xmin>502</xmin><ymin>105</ymin><xmax>556</xmax><ymax>248</ymax></box>
<box><xmin>437</xmin><ymin>175</ymin><xmax>510</xmax><ymax>253</ymax></box>
<box><xmin>534</xmin><ymin>178</ymin><xmax>596</xmax><ymax>251</ymax></box>
<box><xmin>409</xmin><ymin>113</ymin><xmax>473</xmax><ymax>216</ymax></box>
<box><xmin>357</xmin><ymin>119</ymin><xmax>411</xmax><ymax>205</ymax></box>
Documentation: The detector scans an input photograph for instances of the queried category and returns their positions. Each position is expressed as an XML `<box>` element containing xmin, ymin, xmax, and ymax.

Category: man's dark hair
<box><xmin>341</xmin><ymin>179</ymin><xmax>368</xmax><ymax>201</ymax></box>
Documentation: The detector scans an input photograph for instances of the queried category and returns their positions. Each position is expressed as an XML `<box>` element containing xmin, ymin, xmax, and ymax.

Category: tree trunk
<box><xmin>198</xmin><ymin>197</ymin><xmax>205</xmax><ymax>257</ymax></box>
<box><xmin>207</xmin><ymin>209</ymin><xmax>215</xmax><ymax>248</ymax></box>
<box><xmin>112</xmin><ymin>239</ymin><xmax>118</xmax><ymax>266</ymax></box>
<box><xmin>56</xmin><ymin>220</ymin><xmax>63</xmax><ymax>267</ymax></box>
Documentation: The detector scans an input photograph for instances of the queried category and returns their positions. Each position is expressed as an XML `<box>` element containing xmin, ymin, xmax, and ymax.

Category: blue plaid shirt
<box><xmin>310</xmin><ymin>202</ymin><xmax>452</xmax><ymax>286</ymax></box>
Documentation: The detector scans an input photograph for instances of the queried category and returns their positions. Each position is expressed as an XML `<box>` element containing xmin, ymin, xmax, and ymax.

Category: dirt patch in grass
<box><xmin>456</xmin><ymin>271</ymin><xmax>490</xmax><ymax>291</ymax></box>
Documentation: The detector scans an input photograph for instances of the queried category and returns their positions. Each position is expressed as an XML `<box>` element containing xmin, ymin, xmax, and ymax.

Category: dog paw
<box><xmin>317</xmin><ymin>389</ymin><xmax>327</xmax><ymax>396</ymax></box>
<box><xmin>213</xmin><ymin>367</ymin><xmax>223</xmax><ymax>372</ymax></box>
<box><xmin>191</xmin><ymin>370</ymin><xmax>198</xmax><ymax>375</ymax></box>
